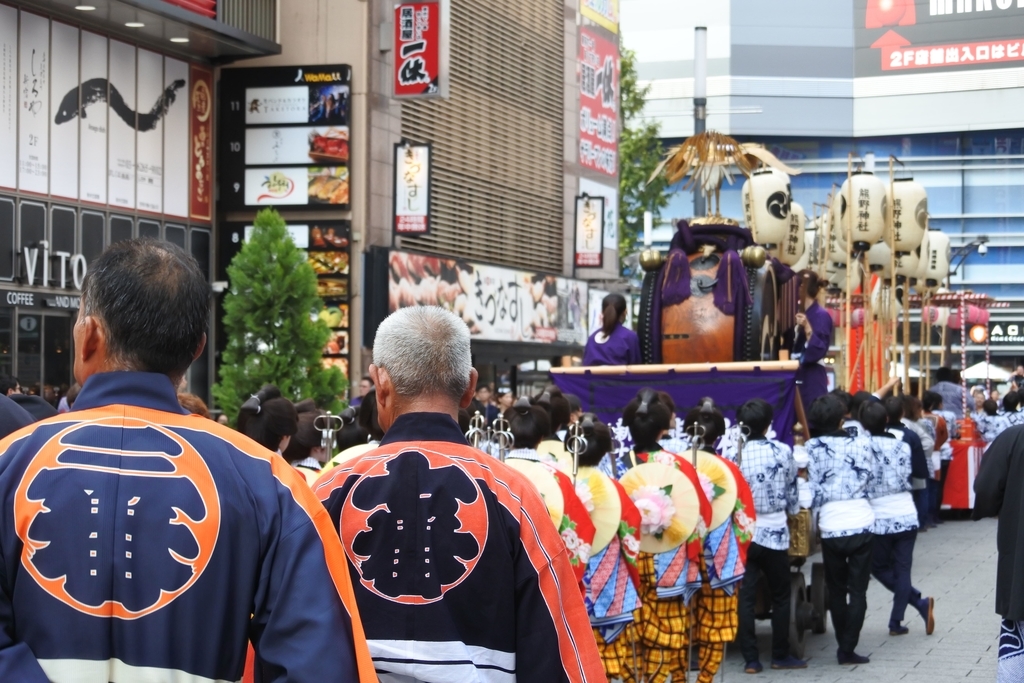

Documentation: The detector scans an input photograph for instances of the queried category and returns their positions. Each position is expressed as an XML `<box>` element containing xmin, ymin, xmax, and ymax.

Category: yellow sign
<box><xmin>581</xmin><ymin>0</ymin><xmax>618</xmax><ymax>34</ymax></box>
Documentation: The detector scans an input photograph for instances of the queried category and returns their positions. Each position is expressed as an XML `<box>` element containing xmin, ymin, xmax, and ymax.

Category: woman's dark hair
<box><xmin>237</xmin><ymin>384</ymin><xmax>298</xmax><ymax>452</ymax></box>
<box><xmin>883</xmin><ymin>395</ymin><xmax>904</xmax><ymax>423</ymax></box>
<box><xmin>859</xmin><ymin>401</ymin><xmax>889</xmax><ymax>436</ymax></box>
<box><xmin>282</xmin><ymin>399</ymin><xmax>325</xmax><ymax>464</ymax></box>
<box><xmin>657</xmin><ymin>391</ymin><xmax>677</xmax><ymax>416</ymax></box>
<box><xmin>622</xmin><ymin>389</ymin><xmax>672</xmax><ymax>453</ymax></box>
<box><xmin>903</xmin><ymin>394</ymin><xmax>923</xmax><ymax>421</ymax></box>
<box><xmin>336</xmin><ymin>406</ymin><xmax>370</xmax><ymax>451</ymax></box>
<box><xmin>507</xmin><ymin>397</ymin><xmax>550</xmax><ymax>449</ymax></box>
<box><xmin>737</xmin><ymin>398</ymin><xmax>773</xmax><ymax>436</ymax></box>
<box><xmin>808</xmin><ymin>394</ymin><xmax>846</xmax><ymax>436</ymax></box>
<box><xmin>983</xmin><ymin>399</ymin><xmax>999</xmax><ymax>416</ymax></box>
<box><xmin>81</xmin><ymin>239</ymin><xmax>210</xmax><ymax>380</ymax></box>
<box><xmin>851</xmin><ymin>391</ymin><xmax>874</xmax><ymax>416</ymax></box>
<box><xmin>799</xmin><ymin>269</ymin><xmax>823</xmax><ymax>298</ymax></box>
<box><xmin>574</xmin><ymin>413</ymin><xmax>612</xmax><ymax>468</ymax></box>
<box><xmin>830</xmin><ymin>389</ymin><xmax>854</xmax><ymax>415</ymax></box>
<box><xmin>923</xmin><ymin>390</ymin><xmax>943</xmax><ymax>412</ymax></box>
<box><xmin>535</xmin><ymin>386</ymin><xmax>570</xmax><ymax>433</ymax></box>
<box><xmin>1003</xmin><ymin>391</ymin><xmax>1020</xmax><ymax>413</ymax></box>
<box><xmin>683</xmin><ymin>399</ymin><xmax>726</xmax><ymax>446</ymax></box>
<box><xmin>357</xmin><ymin>390</ymin><xmax>385</xmax><ymax>441</ymax></box>
<box><xmin>601</xmin><ymin>293</ymin><xmax>627</xmax><ymax>336</ymax></box>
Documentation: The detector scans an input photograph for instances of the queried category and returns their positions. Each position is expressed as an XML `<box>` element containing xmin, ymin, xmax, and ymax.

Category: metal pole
<box><xmin>693</xmin><ymin>26</ymin><xmax>707</xmax><ymax>219</ymax></box>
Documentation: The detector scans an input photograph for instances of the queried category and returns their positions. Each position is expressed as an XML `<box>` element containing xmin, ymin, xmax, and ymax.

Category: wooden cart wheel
<box><xmin>810</xmin><ymin>561</ymin><xmax>828</xmax><ymax>634</ymax></box>
<box><xmin>788</xmin><ymin>572</ymin><xmax>809</xmax><ymax>659</ymax></box>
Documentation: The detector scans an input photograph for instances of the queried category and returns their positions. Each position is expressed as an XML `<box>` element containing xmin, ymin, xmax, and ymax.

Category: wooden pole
<box><xmin>902</xmin><ymin>285</ymin><xmax>911</xmax><ymax>391</ymax></box>
<box><xmin>888</xmin><ymin>156</ymin><xmax>898</xmax><ymax>383</ymax></box>
<box><xmin>863</xmin><ymin>255</ymin><xmax>873</xmax><ymax>391</ymax></box>
<box><xmin>845</xmin><ymin>153</ymin><xmax>854</xmax><ymax>390</ymax></box>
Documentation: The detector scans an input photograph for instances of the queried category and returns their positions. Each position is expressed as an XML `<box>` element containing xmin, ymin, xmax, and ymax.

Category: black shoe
<box><xmin>771</xmin><ymin>655</ymin><xmax>808</xmax><ymax>669</ymax></box>
<box><xmin>837</xmin><ymin>649</ymin><xmax>870</xmax><ymax>665</ymax></box>
<box><xmin>744</xmin><ymin>661</ymin><xmax>763</xmax><ymax>674</ymax></box>
<box><xmin>889</xmin><ymin>625</ymin><xmax>909</xmax><ymax>636</ymax></box>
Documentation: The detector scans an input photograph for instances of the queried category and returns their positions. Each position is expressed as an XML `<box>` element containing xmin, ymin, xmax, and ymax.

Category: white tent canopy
<box><xmin>962</xmin><ymin>361</ymin><xmax>1012</xmax><ymax>381</ymax></box>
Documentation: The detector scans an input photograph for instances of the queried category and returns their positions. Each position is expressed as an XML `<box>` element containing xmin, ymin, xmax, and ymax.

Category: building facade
<box><xmin>0</xmin><ymin>0</ymin><xmax>279</xmax><ymax>402</ymax></box>
<box><xmin>623</xmin><ymin>0</ymin><xmax>1024</xmax><ymax>365</ymax></box>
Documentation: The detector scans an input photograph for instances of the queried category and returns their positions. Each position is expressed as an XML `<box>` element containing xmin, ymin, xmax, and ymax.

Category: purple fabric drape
<box><xmin>550</xmin><ymin>368</ymin><xmax>799</xmax><ymax>446</ymax></box>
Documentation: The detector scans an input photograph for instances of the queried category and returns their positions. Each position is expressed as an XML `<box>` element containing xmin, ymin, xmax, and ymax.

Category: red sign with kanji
<box><xmin>394</xmin><ymin>2</ymin><xmax>441</xmax><ymax>98</ymax></box>
<box><xmin>189</xmin><ymin>64</ymin><xmax>213</xmax><ymax>222</ymax></box>
<box><xmin>579</xmin><ymin>28</ymin><xmax>618</xmax><ymax>177</ymax></box>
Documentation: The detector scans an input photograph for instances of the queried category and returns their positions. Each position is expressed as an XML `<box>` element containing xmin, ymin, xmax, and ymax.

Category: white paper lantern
<box><xmin>742</xmin><ymin>168</ymin><xmax>791</xmax><ymax>247</ymax></box>
<box><xmin>791</xmin><ymin>227</ymin><xmax>816</xmax><ymax>271</ymax></box>
<box><xmin>776</xmin><ymin>201</ymin><xmax>806</xmax><ymax>266</ymax></box>
<box><xmin>866</xmin><ymin>239</ymin><xmax>892</xmax><ymax>277</ymax></box>
<box><xmin>832</xmin><ymin>171</ymin><xmax>887</xmax><ymax>251</ymax></box>
<box><xmin>921</xmin><ymin>229</ymin><xmax>950</xmax><ymax>290</ymax></box>
<box><xmin>828</xmin><ymin>262</ymin><xmax>862</xmax><ymax>293</ymax></box>
<box><xmin>895</xmin><ymin>229</ymin><xmax>930</xmax><ymax>280</ymax></box>
<box><xmin>886</xmin><ymin>177</ymin><xmax>928</xmax><ymax>253</ymax></box>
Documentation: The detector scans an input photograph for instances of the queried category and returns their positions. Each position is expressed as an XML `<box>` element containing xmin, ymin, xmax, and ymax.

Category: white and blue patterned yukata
<box><xmin>866</xmin><ymin>434</ymin><xmax>919</xmax><ymax>535</ymax></box>
<box><xmin>806</xmin><ymin>433</ymin><xmax>875</xmax><ymax>538</ymax></box>
<box><xmin>724</xmin><ymin>437</ymin><xmax>799</xmax><ymax>550</ymax></box>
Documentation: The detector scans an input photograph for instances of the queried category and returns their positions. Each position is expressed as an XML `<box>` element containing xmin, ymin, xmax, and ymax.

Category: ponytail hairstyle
<box><xmin>573</xmin><ymin>412</ymin><xmax>612</xmax><ymax>468</ymax></box>
<box><xmin>601</xmin><ymin>293</ymin><xmax>627</xmax><ymax>337</ymax></box>
<box><xmin>357</xmin><ymin>389</ymin><xmax>385</xmax><ymax>441</ymax></box>
<box><xmin>506</xmin><ymin>397</ymin><xmax>551</xmax><ymax>449</ymax></box>
<box><xmin>682</xmin><ymin>397</ymin><xmax>726</xmax><ymax>446</ymax></box>
<box><xmin>622</xmin><ymin>388</ymin><xmax>672</xmax><ymax>453</ymax></box>
<box><xmin>799</xmin><ymin>269</ymin><xmax>823</xmax><ymax>299</ymax></box>
<box><xmin>534</xmin><ymin>385</ymin><xmax>570</xmax><ymax>434</ymax></box>
<box><xmin>237</xmin><ymin>384</ymin><xmax>299</xmax><ymax>452</ymax></box>
<box><xmin>282</xmin><ymin>399</ymin><xmax>326</xmax><ymax>464</ymax></box>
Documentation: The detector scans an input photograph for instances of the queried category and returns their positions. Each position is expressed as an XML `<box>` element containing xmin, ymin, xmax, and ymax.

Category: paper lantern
<box><xmin>776</xmin><ymin>201</ymin><xmax>806</xmax><ymax>266</ymax></box>
<box><xmin>850</xmin><ymin>307</ymin><xmax>866</xmax><ymax>328</ymax></box>
<box><xmin>833</xmin><ymin>171</ymin><xmax>887</xmax><ymax>251</ymax></box>
<box><xmin>921</xmin><ymin>230</ymin><xmax>950</xmax><ymax>289</ymax></box>
<box><xmin>886</xmin><ymin>177</ymin><xmax>928</xmax><ymax>253</ymax></box>
<box><xmin>791</xmin><ymin>228</ymin><xmax>816</xmax><ymax>271</ymax></box>
<box><xmin>922</xmin><ymin>305</ymin><xmax>949</xmax><ymax>327</ymax></box>
<box><xmin>827</xmin><ymin>307</ymin><xmax>842</xmax><ymax>327</ymax></box>
<box><xmin>742</xmin><ymin>168</ymin><xmax>791</xmax><ymax>247</ymax></box>
<box><xmin>866</xmin><ymin>239</ymin><xmax>892</xmax><ymax>278</ymax></box>
<box><xmin>948</xmin><ymin>305</ymin><xmax>990</xmax><ymax>330</ymax></box>
<box><xmin>894</xmin><ymin>229</ymin><xmax>929</xmax><ymax>279</ymax></box>
<box><xmin>828</xmin><ymin>262</ymin><xmax>861</xmax><ymax>293</ymax></box>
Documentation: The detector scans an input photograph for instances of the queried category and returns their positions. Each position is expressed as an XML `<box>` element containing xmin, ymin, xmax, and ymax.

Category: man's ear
<box><xmin>192</xmin><ymin>333</ymin><xmax>207</xmax><ymax>361</ymax></box>
<box><xmin>459</xmin><ymin>368</ymin><xmax>479</xmax><ymax>410</ymax></box>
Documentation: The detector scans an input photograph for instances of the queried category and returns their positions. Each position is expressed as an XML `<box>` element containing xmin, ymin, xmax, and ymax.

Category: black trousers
<box><xmin>738</xmin><ymin>542</ymin><xmax>792</xmax><ymax>663</ymax></box>
<box><xmin>821</xmin><ymin>532</ymin><xmax>874</xmax><ymax>654</ymax></box>
<box><xmin>872</xmin><ymin>529</ymin><xmax>921</xmax><ymax>626</ymax></box>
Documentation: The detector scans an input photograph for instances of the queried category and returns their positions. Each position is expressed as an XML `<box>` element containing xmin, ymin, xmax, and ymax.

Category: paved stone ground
<box><xmin>723</xmin><ymin>517</ymin><xmax>999</xmax><ymax>682</ymax></box>
<box><xmin>615</xmin><ymin>517</ymin><xmax>1001</xmax><ymax>682</ymax></box>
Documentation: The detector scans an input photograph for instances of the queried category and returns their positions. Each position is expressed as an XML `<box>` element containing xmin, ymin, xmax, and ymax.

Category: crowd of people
<box><xmin>0</xmin><ymin>239</ymin><xmax>1020</xmax><ymax>683</ymax></box>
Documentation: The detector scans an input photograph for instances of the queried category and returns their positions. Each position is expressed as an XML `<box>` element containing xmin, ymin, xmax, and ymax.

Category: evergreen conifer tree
<box><xmin>212</xmin><ymin>208</ymin><xmax>346</xmax><ymax>422</ymax></box>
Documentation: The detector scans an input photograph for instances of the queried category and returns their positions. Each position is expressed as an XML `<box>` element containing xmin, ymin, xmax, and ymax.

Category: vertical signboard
<box><xmin>579</xmin><ymin>28</ymin><xmax>618</xmax><ymax>178</ymax></box>
<box><xmin>393</xmin><ymin>2</ymin><xmax>445</xmax><ymax>98</ymax></box>
<box><xmin>136</xmin><ymin>49</ymin><xmax>164</xmax><ymax>213</ymax></box>
<box><xmin>218</xmin><ymin>65</ymin><xmax>352</xmax><ymax>211</ymax></box>
<box><xmin>579</xmin><ymin>177</ymin><xmax>618</xmax><ymax>249</ymax></box>
<box><xmin>49</xmin><ymin>22</ymin><xmax>78</xmax><ymax>200</ymax></box>
<box><xmin>190</xmin><ymin>64</ymin><xmax>213</xmax><ymax>221</ymax></box>
<box><xmin>18</xmin><ymin>12</ymin><xmax>48</xmax><ymax>194</ymax></box>
<box><xmin>79</xmin><ymin>31</ymin><xmax>107</xmax><ymax>205</ymax></box>
<box><xmin>580</xmin><ymin>0</ymin><xmax>619</xmax><ymax>34</ymax></box>
<box><xmin>574</xmin><ymin>195</ymin><xmax>604</xmax><ymax>268</ymax></box>
<box><xmin>163</xmin><ymin>58</ymin><xmax>189</xmax><ymax>217</ymax></box>
<box><xmin>393</xmin><ymin>142</ymin><xmax>431</xmax><ymax>234</ymax></box>
<box><xmin>107</xmin><ymin>40</ymin><xmax>136</xmax><ymax>209</ymax></box>
<box><xmin>0</xmin><ymin>4</ymin><xmax>15</xmax><ymax>190</ymax></box>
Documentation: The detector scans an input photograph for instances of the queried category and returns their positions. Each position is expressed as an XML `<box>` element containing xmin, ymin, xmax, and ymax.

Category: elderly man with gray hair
<box><xmin>317</xmin><ymin>306</ymin><xmax>606</xmax><ymax>682</ymax></box>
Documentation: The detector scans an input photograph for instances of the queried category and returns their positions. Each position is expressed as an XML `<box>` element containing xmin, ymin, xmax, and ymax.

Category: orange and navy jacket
<box><xmin>315</xmin><ymin>412</ymin><xmax>609</xmax><ymax>683</ymax></box>
<box><xmin>0</xmin><ymin>372</ymin><xmax>375</xmax><ymax>683</ymax></box>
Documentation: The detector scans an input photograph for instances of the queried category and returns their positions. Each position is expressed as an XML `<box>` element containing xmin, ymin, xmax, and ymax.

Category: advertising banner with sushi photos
<box><xmin>388</xmin><ymin>250</ymin><xmax>589</xmax><ymax>346</ymax></box>
<box><xmin>222</xmin><ymin>220</ymin><xmax>351</xmax><ymax>380</ymax></box>
<box><xmin>218</xmin><ymin>65</ymin><xmax>352</xmax><ymax>211</ymax></box>
<box><xmin>0</xmin><ymin>7</ymin><xmax>197</xmax><ymax>219</ymax></box>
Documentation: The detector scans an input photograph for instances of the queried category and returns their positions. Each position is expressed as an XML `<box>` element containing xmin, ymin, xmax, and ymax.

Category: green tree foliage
<box><xmin>212</xmin><ymin>208</ymin><xmax>346</xmax><ymax>422</ymax></box>
<box><xmin>619</xmin><ymin>48</ymin><xmax>670</xmax><ymax>273</ymax></box>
